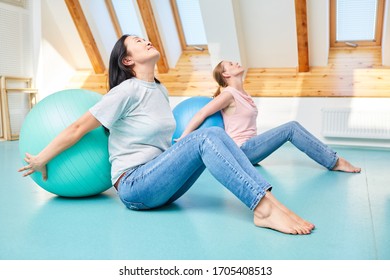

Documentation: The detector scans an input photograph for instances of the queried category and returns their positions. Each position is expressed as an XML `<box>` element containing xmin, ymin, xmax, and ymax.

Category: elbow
<box><xmin>66</xmin><ymin>122</ymin><xmax>86</xmax><ymax>143</ymax></box>
<box><xmin>195</xmin><ymin>111</ymin><xmax>209</xmax><ymax>123</ymax></box>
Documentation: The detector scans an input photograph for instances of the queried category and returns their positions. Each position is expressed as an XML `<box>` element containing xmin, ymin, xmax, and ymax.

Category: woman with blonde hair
<box><xmin>177</xmin><ymin>60</ymin><xmax>361</xmax><ymax>173</ymax></box>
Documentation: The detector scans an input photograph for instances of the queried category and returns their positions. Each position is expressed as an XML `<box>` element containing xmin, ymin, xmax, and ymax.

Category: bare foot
<box><xmin>332</xmin><ymin>157</ymin><xmax>361</xmax><ymax>173</ymax></box>
<box><xmin>254</xmin><ymin>193</ymin><xmax>312</xmax><ymax>235</ymax></box>
<box><xmin>266</xmin><ymin>191</ymin><xmax>315</xmax><ymax>230</ymax></box>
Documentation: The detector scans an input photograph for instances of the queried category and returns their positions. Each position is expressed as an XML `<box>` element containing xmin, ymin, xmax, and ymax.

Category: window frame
<box><xmin>169</xmin><ymin>0</ymin><xmax>208</xmax><ymax>51</ymax></box>
<box><xmin>330</xmin><ymin>0</ymin><xmax>385</xmax><ymax>47</ymax></box>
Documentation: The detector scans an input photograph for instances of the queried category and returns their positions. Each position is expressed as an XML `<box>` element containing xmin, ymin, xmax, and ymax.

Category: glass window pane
<box><xmin>175</xmin><ymin>0</ymin><xmax>207</xmax><ymax>45</ymax></box>
<box><xmin>112</xmin><ymin>0</ymin><xmax>145</xmax><ymax>37</ymax></box>
<box><xmin>336</xmin><ymin>0</ymin><xmax>378</xmax><ymax>41</ymax></box>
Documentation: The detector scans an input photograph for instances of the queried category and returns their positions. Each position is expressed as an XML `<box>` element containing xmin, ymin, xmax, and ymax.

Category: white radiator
<box><xmin>322</xmin><ymin>108</ymin><xmax>390</xmax><ymax>139</ymax></box>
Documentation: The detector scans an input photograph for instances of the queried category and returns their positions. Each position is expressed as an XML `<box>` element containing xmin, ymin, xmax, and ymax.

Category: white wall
<box><xmin>382</xmin><ymin>0</ymin><xmax>390</xmax><ymax>66</ymax></box>
<box><xmin>307</xmin><ymin>0</ymin><xmax>329</xmax><ymax>66</ymax></box>
<box><xmin>256</xmin><ymin>97</ymin><xmax>390</xmax><ymax>148</ymax></box>
<box><xmin>42</xmin><ymin>0</ymin><xmax>91</xmax><ymax>70</ymax></box>
<box><xmin>231</xmin><ymin>0</ymin><xmax>248</xmax><ymax>69</ymax></box>
<box><xmin>31</xmin><ymin>0</ymin><xmax>42</xmax><ymax>90</ymax></box>
<box><xmin>0</xmin><ymin>1</ymin><xmax>33</xmax><ymax>78</ymax></box>
<box><xmin>38</xmin><ymin>0</ymin><xmax>93</xmax><ymax>99</ymax></box>
<box><xmin>239</xmin><ymin>0</ymin><xmax>298</xmax><ymax>68</ymax></box>
<box><xmin>199</xmin><ymin>0</ymin><xmax>245</xmax><ymax>68</ymax></box>
<box><xmin>169</xmin><ymin>96</ymin><xmax>390</xmax><ymax>148</ymax></box>
<box><xmin>199</xmin><ymin>0</ymin><xmax>332</xmax><ymax>68</ymax></box>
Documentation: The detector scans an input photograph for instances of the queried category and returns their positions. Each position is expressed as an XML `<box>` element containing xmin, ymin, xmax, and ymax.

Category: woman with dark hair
<box><xmin>178</xmin><ymin>60</ymin><xmax>361</xmax><ymax>173</ymax></box>
<box><xmin>19</xmin><ymin>35</ymin><xmax>314</xmax><ymax>235</ymax></box>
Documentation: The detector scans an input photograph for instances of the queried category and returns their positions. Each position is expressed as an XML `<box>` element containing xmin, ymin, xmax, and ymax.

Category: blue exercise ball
<box><xmin>19</xmin><ymin>89</ymin><xmax>111</xmax><ymax>197</ymax></box>
<box><xmin>172</xmin><ymin>96</ymin><xmax>224</xmax><ymax>143</ymax></box>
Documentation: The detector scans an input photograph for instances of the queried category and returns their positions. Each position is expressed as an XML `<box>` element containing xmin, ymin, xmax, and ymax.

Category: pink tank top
<box><xmin>221</xmin><ymin>86</ymin><xmax>258</xmax><ymax>146</ymax></box>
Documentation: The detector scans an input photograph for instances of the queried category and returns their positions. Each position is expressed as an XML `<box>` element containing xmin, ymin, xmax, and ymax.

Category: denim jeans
<box><xmin>240</xmin><ymin>121</ymin><xmax>338</xmax><ymax>169</ymax></box>
<box><xmin>117</xmin><ymin>127</ymin><xmax>271</xmax><ymax>211</ymax></box>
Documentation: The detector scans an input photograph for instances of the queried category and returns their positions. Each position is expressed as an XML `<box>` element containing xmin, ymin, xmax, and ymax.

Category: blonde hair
<box><xmin>213</xmin><ymin>61</ymin><xmax>228</xmax><ymax>97</ymax></box>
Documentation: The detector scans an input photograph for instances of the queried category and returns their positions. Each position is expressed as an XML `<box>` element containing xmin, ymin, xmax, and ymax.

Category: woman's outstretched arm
<box><xmin>176</xmin><ymin>92</ymin><xmax>234</xmax><ymax>141</ymax></box>
<box><xmin>18</xmin><ymin>111</ymin><xmax>102</xmax><ymax>180</ymax></box>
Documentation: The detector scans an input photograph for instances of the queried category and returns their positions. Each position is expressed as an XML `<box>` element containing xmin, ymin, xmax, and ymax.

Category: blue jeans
<box><xmin>117</xmin><ymin>127</ymin><xmax>271</xmax><ymax>211</ymax></box>
<box><xmin>240</xmin><ymin>121</ymin><xmax>338</xmax><ymax>169</ymax></box>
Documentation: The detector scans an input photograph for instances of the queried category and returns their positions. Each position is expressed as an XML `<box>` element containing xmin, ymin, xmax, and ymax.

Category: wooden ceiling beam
<box><xmin>294</xmin><ymin>0</ymin><xmax>310</xmax><ymax>72</ymax></box>
<box><xmin>105</xmin><ymin>0</ymin><xmax>122</xmax><ymax>39</ymax></box>
<box><xmin>65</xmin><ymin>0</ymin><xmax>106</xmax><ymax>74</ymax></box>
<box><xmin>136</xmin><ymin>0</ymin><xmax>169</xmax><ymax>73</ymax></box>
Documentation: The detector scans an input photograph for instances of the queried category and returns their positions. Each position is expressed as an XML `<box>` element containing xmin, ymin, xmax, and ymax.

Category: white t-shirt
<box><xmin>89</xmin><ymin>78</ymin><xmax>176</xmax><ymax>185</ymax></box>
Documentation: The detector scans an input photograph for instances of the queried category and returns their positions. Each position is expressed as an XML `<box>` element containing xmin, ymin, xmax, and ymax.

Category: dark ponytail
<box><xmin>109</xmin><ymin>35</ymin><xmax>134</xmax><ymax>90</ymax></box>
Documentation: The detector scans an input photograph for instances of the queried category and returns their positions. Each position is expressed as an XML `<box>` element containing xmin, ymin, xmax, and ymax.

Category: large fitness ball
<box><xmin>19</xmin><ymin>89</ymin><xmax>111</xmax><ymax>197</ymax></box>
<box><xmin>172</xmin><ymin>96</ymin><xmax>224</xmax><ymax>143</ymax></box>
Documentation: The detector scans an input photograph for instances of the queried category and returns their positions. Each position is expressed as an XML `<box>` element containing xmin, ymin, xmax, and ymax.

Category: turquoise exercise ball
<box><xmin>19</xmin><ymin>89</ymin><xmax>111</xmax><ymax>197</ymax></box>
<box><xmin>172</xmin><ymin>96</ymin><xmax>224</xmax><ymax>143</ymax></box>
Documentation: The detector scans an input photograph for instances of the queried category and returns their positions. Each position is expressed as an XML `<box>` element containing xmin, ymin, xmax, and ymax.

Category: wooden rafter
<box><xmin>169</xmin><ymin>0</ymin><xmax>186</xmax><ymax>50</ymax></box>
<box><xmin>136</xmin><ymin>0</ymin><xmax>169</xmax><ymax>73</ymax></box>
<box><xmin>105</xmin><ymin>0</ymin><xmax>122</xmax><ymax>39</ymax></box>
<box><xmin>294</xmin><ymin>0</ymin><xmax>310</xmax><ymax>72</ymax></box>
<box><xmin>65</xmin><ymin>0</ymin><xmax>106</xmax><ymax>74</ymax></box>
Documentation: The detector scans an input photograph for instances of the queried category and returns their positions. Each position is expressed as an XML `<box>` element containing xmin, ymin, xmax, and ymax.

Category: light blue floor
<box><xmin>1</xmin><ymin>140</ymin><xmax>389</xmax><ymax>260</ymax></box>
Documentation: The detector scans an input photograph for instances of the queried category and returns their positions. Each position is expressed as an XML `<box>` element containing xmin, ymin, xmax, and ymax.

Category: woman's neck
<box><xmin>228</xmin><ymin>78</ymin><xmax>245</xmax><ymax>93</ymax></box>
<box><xmin>135</xmin><ymin>72</ymin><xmax>155</xmax><ymax>82</ymax></box>
<box><xmin>133</xmin><ymin>64</ymin><xmax>156</xmax><ymax>82</ymax></box>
